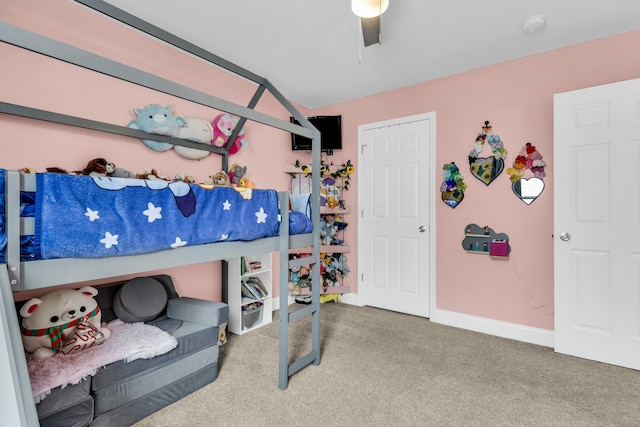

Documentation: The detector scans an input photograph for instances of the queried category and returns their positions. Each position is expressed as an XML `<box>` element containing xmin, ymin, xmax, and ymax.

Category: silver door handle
<box><xmin>418</xmin><ymin>226</ymin><xmax>426</xmax><ymax>233</ymax></box>
<box><xmin>559</xmin><ymin>232</ymin><xmax>571</xmax><ymax>241</ymax></box>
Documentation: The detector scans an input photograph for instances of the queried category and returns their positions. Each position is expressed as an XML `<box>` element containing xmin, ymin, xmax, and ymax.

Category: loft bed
<box><xmin>0</xmin><ymin>0</ymin><xmax>322</xmax><ymax>425</ymax></box>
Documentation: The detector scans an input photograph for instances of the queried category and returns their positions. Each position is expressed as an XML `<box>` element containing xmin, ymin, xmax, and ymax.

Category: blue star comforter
<box><xmin>0</xmin><ymin>171</ymin><xmax>310</xmax><ymax>261</ymax></box>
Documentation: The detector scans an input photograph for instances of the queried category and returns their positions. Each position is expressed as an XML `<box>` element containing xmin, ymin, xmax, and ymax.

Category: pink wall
<box><xmin>1</xmin><ymin>0</ymin><xmax>304</xmax><ymax>301</ymax></box>
<box><xmin>3</xmin><ymin>1</ymin><xmax>640</xmax><ymax>331</ymax></box>
<box><xmin>315</xmin><ymin>29</ymin><xmax>640</xmax><ymax>330</ymax></box>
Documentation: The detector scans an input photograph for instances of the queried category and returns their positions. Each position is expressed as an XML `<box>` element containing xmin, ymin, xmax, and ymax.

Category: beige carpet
<box><xmin>134</xmin><ymin>303</ymin><xmax>640</xmax><ymax>427</ymax></box>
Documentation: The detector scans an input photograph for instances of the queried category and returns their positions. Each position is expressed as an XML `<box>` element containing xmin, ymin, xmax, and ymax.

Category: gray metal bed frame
<box><xmin>0</xmin><ymin>1</ymin><xmax>322</xmax><ymax>424</ymax></box>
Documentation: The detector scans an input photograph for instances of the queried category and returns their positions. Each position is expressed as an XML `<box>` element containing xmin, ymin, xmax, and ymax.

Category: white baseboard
<box><xmin>338</xmin><ymin>293</ymin><xmax>362</xmax><ymax>306</ymax></box>
<box><xmin>271</xmin><ymin>296</ymin><xmax>295</xmax><ymax>311</ymax></box>
<box><xmin>281</xmin><ymin>293</ymin><xmax>553</xmax><ymax>348</ymax></box>
<box><xmin>431</xmin><ymin>308</ymin><xmax>554</xmax><ymax>348</ymax></box>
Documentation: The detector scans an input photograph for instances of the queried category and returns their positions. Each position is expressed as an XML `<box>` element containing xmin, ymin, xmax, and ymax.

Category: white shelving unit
<box><xmin>227</xmin><ymin>253</ymin><xmax>273</xmax><ymax>335</ymax></box>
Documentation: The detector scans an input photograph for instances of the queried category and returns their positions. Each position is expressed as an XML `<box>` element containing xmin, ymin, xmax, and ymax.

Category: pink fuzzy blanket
<box><xmin>27</xmin><ymin>319</ymin><xmax>178</xmax><ymax>403</ymax></box>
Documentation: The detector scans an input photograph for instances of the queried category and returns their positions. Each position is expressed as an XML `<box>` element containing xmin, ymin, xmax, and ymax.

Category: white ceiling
<box><xmin>102</xmin><ymin>0</ymin><xmax>640</xmax><ymax>109</ymax></box>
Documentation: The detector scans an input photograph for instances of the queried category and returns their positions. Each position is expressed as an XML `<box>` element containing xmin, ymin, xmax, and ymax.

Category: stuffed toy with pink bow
<box><xmin>211</xmin><ymin>113</ymin><xmax>249</xmax><ymax>155</ymax></box>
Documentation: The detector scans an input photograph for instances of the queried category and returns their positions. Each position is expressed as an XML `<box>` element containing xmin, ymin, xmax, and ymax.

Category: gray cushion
<box><xmin>39</xmin><ymin>394</ymin><xmax>94</xmax><ymax>427</ymax></box>
<box><xmin>91</xmin><ymin>356</ymin><xmax>219</xmax><ymax>427</ymax></box>
<box><xmin>113</xmin><ymin>277</ymin><xmax>168</xmax><ymax>323</ymax></box>
<box><xmin>92</xmin><ymin>346</ymin><xmax>219</xmax><ymax>415</ymax></box>
<box><xmin>167</xmin><ymin>297</ymin><xmax>229</xmax><ymax>327</ymax></box>
<box><xmin>91</xmin><ymin>322</ymin><xmax>217</xmax><ymax>392</ymax></box>
<box><xmin>36</xmin><ymin>378</ymin><xmax>91</xmax><ymax>419</ymax></box>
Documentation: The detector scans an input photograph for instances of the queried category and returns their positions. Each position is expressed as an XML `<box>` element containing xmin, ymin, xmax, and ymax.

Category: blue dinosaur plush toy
<box><xmin>128</xmin><ymin>104</ymin><xmax>185</xmax><ymax>152</ymax></box>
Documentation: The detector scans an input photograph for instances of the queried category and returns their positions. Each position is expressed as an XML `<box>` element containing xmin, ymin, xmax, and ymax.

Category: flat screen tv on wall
<box><xmin>290</xmin><ymin>115</ymin><xmax>342</xmax><ymax>153</ymax></box>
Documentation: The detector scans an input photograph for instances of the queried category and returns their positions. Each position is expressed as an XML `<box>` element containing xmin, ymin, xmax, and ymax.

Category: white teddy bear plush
<box><xmin>20</xmin><ymin>286</ymin><xmax>111</xmax><ymax>359</ymax></box>
<box><xmin>174</xmin><ymin>117</ymin><xmax>214</xmax><ymax>160</ymax></box>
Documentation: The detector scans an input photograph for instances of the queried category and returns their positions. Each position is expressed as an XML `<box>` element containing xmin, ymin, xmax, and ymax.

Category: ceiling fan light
<box><xmin>351</xmin><ymin>0</ymin><xmax>389</xmax><ymax>18</ymax></box>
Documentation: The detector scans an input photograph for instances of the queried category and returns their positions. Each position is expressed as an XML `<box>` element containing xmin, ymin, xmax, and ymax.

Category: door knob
<box><xmin>559</xmin><ymin>232</ymin><xmax>571</xmax><ymax>241</ymax></box>
<box><xmin>418</xmin><ymin>226</ymin><xmax>426</xmax><ymax>233</ymax></box>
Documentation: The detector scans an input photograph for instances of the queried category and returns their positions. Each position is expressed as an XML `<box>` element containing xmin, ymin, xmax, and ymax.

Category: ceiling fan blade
<box><xmin>361</xmin><ymin>16</ymin><xmax>381</xmax><ymax>47</ymax></box>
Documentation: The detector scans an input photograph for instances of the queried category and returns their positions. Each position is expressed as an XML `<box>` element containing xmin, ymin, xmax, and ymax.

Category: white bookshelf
<box><xmin>227</xmin><ymin>253</ymin><xmax>273</xmax><ymax>335</ymax></box>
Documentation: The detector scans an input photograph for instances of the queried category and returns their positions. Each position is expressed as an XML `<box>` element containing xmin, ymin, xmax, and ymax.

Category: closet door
<box><xmin>554</xmin><ymin>78</ymin><xmax>640</xmax><ymax>370</ymax></box>
<box><xmin>358</xmin><ymin>113</ymin><xmax>435</xmax><ymax>318</ymax></box>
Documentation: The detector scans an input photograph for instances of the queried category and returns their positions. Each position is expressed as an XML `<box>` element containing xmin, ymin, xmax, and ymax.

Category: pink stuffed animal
<box><xmin>211</xmin><ymin>113</ymin><xmax>249</xmax><ymax>155</ymax></box>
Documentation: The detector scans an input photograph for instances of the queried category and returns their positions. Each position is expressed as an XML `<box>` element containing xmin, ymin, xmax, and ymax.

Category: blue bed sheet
<box><xmin>0</xmin><ymin>171</ymin><xmax>36</xmax><ymax>262</ymax></box>
<box><xmin>0</xmin><ymin>170</ymin><xmax>311</xmax><ymax>261</ymax></box>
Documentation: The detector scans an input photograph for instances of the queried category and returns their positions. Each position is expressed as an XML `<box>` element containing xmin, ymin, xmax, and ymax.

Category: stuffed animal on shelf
<box><xmin>175</xmin><ymin>172</ymin><xmax>196</xmax><ymax>184</ymax></box>
<box><xmin>288</xmin><ymin>255</ymin><xmax>311</xmax><ymax>296</ymax></box>
<box><xmin>288</xmin><ymin>267</ymin><xmax>302</xmax><ymax>296</ymax></box>
<box><xmin>320</xmin><ymin>217</ymin><xmax>336</xmax><ymax>246</ymax></box>
<box><xmin>74</xmin><ymin>158</ymin><xmax>115</xmax><ymax>176</ymax></box>
<box><xmin>211</xmin><ymin>171</ymin><xmax>231</xmax><ymax>187</ymax></box>
<box><xmin>136</xmin><ymin>169</ymin><xmax>172</xmax><ymax>181</ymax></box>
<box><xmin>228</xmin><ymin>164</ymin><xmax>248</xmax><ymax>187</ymax></box>
<box><xmin>45</xmin><ymin>167</ymin><xmax>71</xmax><ymax>174</ymax></box>
<box><xmin>47</xmin><ymin>158</ymin><xmax>135</xmax><ymax>178</ymax></box>
<box><xmin>320</xmin><ymin>217</ymin><xmax>347</xmax><ymax>246</ymax></box>
<box><xmin>128</xmin><ymin>104</ymin><xmax>185</xmax><ymax>152</ymax></box>
<box><xmin>325</xmin><ymin>254</ymin><xmax>350</xmax><ymax>278</ymax></box>
<box><xmin>320</xmin><ymin>294</ymin><xmax>341</xmax><ymax>304</ymax></box>
<box><xmin>109</xmin><ymin>166</ymin><xmax>136</xmax><ymax>179</ymax></box>
<box><xmin>211</xmin><ymin>113</ymin><xmax>249</xmax><ymax>155</ymax></box>
<box><xmin>320</xmin><ymin>177</ymin><xmax>340</xmax><ymax>208</ymax></box>
<box><xmin>333</xmin><ymin>215</ymin><xmax>348</xmax><ymax>231</ymax></box>
<box><xmin>20</xmin><ymin>286</ymin><xmax>111</xmax><ymax>359</ymax></box>
<box><xmin>323</xmin><ymin>272</ymin><xmax>340</xmax><ymax>288</ymax></box>
<box><xmin>174</xmin><ymin>117</ymin><xmax>214</xmax><ymax>160</ymax></box>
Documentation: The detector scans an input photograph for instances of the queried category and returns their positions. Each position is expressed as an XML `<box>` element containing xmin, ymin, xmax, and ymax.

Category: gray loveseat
<box><xmin>28</xmin><ymin>274</ymin><xmax>228</xmax><ymax>427</ymax></box>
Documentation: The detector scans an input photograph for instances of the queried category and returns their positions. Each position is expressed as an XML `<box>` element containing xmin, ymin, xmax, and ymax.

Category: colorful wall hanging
<box><xmin>468</xmin><ymin>120</ymin><xmax>508</xmax><ymax>186</ymax></box>
<box><xmin>440</xmin><ymin>162</ymin><xmax>466</xmax><ymax>208</ymax></box>
<box><xmin>506</xmin><ymin>142</ymin><xmax>546</xmax><ymax>205</ymax></box>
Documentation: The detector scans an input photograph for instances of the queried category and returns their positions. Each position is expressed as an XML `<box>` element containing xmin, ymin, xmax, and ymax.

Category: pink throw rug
<box><xmin>27</xmin><ymin>319</ymin><xmax>178</xmax><ymax>403</ymax></box>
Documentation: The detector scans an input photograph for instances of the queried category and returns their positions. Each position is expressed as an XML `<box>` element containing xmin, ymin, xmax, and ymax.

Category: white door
<box><xmin>358</xmin><ymin>113</ymin><xmax>435</xmax><ymax>317</ymax></box>
<box><xmin>554</xmin><ymin>78</ymin><xmax>640</xmax><ymax>370</ymax></box>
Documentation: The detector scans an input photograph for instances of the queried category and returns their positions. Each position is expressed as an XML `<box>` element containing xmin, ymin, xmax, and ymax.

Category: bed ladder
<box><xmin>277</xmin><ymin>190</ymin><xmax>321</xmax><ymax>390</ymax></box>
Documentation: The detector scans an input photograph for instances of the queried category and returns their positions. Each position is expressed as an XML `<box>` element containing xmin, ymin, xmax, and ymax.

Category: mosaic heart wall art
<box><xmin>468</xmin><ymin>120</ymin><xmax>508</xmax><ymax>186</ymax></box>
<box><xmin>506</xmin><ymin>142</ymin><xmax>547</xmax><ymax>205</ymax></box>
<box><xmin>440</xmin><ymin>162</ymin><xmax>466</xmax><ymax>208</ymax></box>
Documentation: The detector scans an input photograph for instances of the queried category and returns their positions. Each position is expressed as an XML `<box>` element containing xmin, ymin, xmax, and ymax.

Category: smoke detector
<box><xmin>522</xmin><ymin>15</ymin><xmax>546</xmax><ymax>33</ymax></box>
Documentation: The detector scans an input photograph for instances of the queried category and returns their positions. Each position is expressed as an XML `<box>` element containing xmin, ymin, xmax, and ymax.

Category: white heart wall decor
<box><xmin>512</xmin><ymin>177</ymin><xmax>544</xmax><ymax>205</ymax></box>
